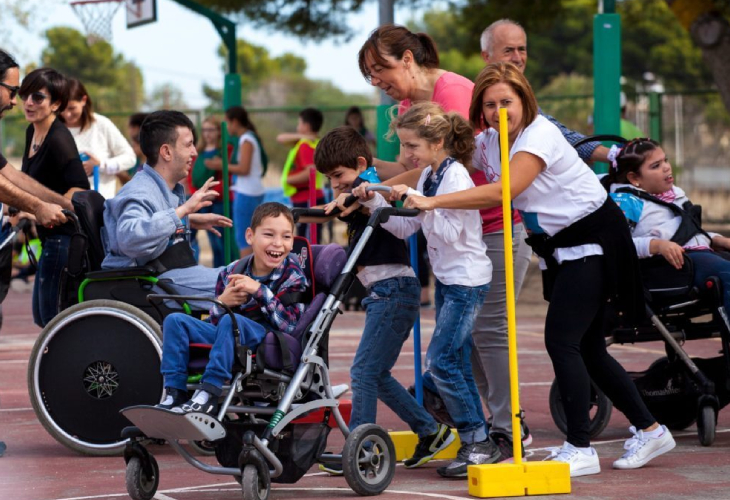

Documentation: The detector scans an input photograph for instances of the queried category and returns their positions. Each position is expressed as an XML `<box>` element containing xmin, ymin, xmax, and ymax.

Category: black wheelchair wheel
<box><xmin>697</xmin><ymin>405</ymin><xmax>716</xmax><ymax>447</ymax></box>
<box><xmin>241</xmin><ymin>464</ymin><xmax>270</xmax><ymax>500</ymax></box>
<box><xmin>342</xmin><ymin>424</ymin><xmax>396</xmax><ymax>496</ymax></box>
<box><xmin>28</xmin><ymin>300</ymin><xmax>163</xmax><ymax>455</ymax></box>
<box><xmin>126</xmin><ymin>455</ymin><xmax>160</xmax><ymax>500</ymax></box>
<box><xmin>549</xmin><ymin>378</ymin><xmax>613</xmax><ymax>439</ymax></box>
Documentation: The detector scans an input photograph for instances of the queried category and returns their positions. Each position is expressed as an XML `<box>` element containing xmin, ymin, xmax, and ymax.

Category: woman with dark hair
<box><xmin>61</xmin><ymin>78</ymin><xmax>136</xmax><ymax>199</ymax></box>
<box><xmin>344</xmin><ymin>105</ymin><xmax>376</xmax><ymax>149</ymax></box>
<box><xmin>20</xmin><ymin>68</ymin><xmax>89</xmax><ymax>327</ymax></box>
<box><xmin>358</xmin><ymin>24</ymin><xmax>474</xmax><ymax>178</ymax></box>
<box><xmin>405</xmin><ymin>62</ymin><xmax>676</xmax><ymax>477</ymax></box>
<box><xmin>218</xmin><ymin>106</ymin><xmax>267</xmax><ymax>257</ymax></box>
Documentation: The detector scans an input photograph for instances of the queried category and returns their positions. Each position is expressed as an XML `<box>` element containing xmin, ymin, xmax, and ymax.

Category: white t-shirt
<box><xmin>67</xmin><ymin>113</ymin><xmax>136</xmax><ymax>200</ymax></box>
<box><xmin>232</xmin><ymin>131</ymin><xmax>265</xmax><ymax>196</ymax></box>
<box><xmin>474</xmin><ymin>115</ymin><xmax>606</xmax><ymax>264</ymax></box>
<box><xmin>361</xmin><ymin>159</ymin><xmax>492</xmax><ymax>287</ymax></box>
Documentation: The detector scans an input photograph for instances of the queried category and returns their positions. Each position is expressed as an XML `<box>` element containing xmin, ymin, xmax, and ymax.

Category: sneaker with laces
<box><xmin>436</xmin><ymin>438</ymin><xmax>501</xmax><ymax>478</ymax></box>
<box><xmin>544</xmin><ymin>442</ymin><xmax>600</xmax><ymax>477</ymax></box>
<box><xmin>155</xmin><ymin>387</ymin><xmax>189</xmax><ymax>410</ymax></box>
<box><xmin>490</xmin><ymin>432</ymin><xmax>525</xmax><ymax>463</ymax></box>
<box><xmin>171</xmin><ymin>389</ymin><xmax>218</xmax><ymax>415</ymax></box>
<box><xmin>403</xmin><ymin>423</ymin><xmax>456</xmax><ymax>468</ymax></box>
<box><xmin>612</xmin><ymin>425</ymin><xmax>675</xmax><ymax>470</ymax></box>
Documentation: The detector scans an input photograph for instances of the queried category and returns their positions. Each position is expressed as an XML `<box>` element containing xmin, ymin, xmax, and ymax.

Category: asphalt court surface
<box><xmin>2</xmin><ymin>284</ymin><xmax>730</xmax><ymax>500</ymax></box>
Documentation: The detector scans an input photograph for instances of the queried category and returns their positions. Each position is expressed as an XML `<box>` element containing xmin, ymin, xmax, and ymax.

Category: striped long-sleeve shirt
<box><xmin>539</xmin><ymin>108</ymin><xmax>600</xmax><ymax>162</ymax></box>
<box><xmin>209</xmin><ymin>254</ymin><xmax>308</xmax><ymax>334</ymax></box>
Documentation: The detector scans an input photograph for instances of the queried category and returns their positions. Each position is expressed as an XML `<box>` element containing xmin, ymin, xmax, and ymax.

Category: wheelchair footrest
<box><xmin>121</xmin><ymin>405</ymin><xmax>226</xmax><ymax>442</ymax></box>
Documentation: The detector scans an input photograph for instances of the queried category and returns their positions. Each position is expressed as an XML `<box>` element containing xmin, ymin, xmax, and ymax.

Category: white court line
<box><xmin>153</xmin><ymin>494</ymin><xmax>178</xmax><ymax>500</ymax></box>
<box><xmin>0</xmin><ymin>359</ymin><xmax>29</xmax><ymax>364</ymax></box>
<box><xmin>159</xmin><ymin>487</ymin><xmax>474</xmax><ymax>500</ymax></box>
<box><xmin>0</xmin><ymin>407</ymin><xmax>33</xmax><ymax>412</ymax></box>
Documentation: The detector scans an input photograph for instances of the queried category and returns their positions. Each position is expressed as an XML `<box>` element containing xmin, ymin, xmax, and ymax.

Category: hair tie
<box><xmin>607</xmin><ymin>144</ymin><xmax>622</xmax><ymax>172</ymax></box>
<box><xmin>424</xmin><ymin>114</ymin><xmax>431</xmax><ymax>126</ymax></box>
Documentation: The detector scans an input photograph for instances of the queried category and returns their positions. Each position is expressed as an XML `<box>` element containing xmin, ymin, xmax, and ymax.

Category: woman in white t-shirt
<box><xmin>222</xmin><ymin>106</ymin><xmax>266</xmax><ymax>257</ymax></box>
<box><xmin>61</xmin><ymin>78</ymin><xmax>136</xmax><ymax>200</ymax></box>
<box><xmin>405</xmin><ymin>62</ymin><xmax>675</xmax><ymax>477</ymax></box>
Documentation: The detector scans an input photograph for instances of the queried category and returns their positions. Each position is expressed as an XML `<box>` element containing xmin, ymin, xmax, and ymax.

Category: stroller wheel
<box><xmin>343</xmin><ymin>424</ymin><xmax>396</xmax><ymax>496</ymax></box>
<box><xmin>125</xmin><ymin>455</ymin><xmax>159</xmax><ymax>500</ymax></box>
<box><xmin>549</xmin><ymin>378</ymin><xmax>613</xmax><ymax>439</ymax></box>
<box><xmin>241</xmin><ymin>464</ymin><xmax>270</xmax><ymax>500</ymax></box>
<box><xmin>697</xmin><ymin>405</ymin><xmax>716</xmax><ymax>447</ymax></box>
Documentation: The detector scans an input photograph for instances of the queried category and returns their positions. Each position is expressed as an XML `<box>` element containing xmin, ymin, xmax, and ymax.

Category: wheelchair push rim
<box><xmin>28</xmin><ymin>300</ymin><xmax>163</xmax><ymax>455</ymax></box>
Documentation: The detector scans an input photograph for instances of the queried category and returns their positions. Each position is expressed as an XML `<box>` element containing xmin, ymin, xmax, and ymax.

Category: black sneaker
<box><xmin>490</xmin><ymin>432</ymin><xmax>525</xmax><ymax>463</ymax></box>
<box><xmin>156</xmin><ymin>387</ymin><xmax>189</xmax><ymax>410</ymax></box>
<box><xmin>403</xmin><ymin>423</ymin><xmax>456</xmax><ymax>468</ymax></box>
<box><xmin>318</xmin><ymin>462</ymin><xmax>343</xmax><ymax>475</ymax></box>
<box><xmin>436</xmin><ymin>438</ymin><xmax>502</xmax><ymax>478</ymax></box>
<box><xmin>407</xmin><ymin>385</ymin><xmax>455</xmax><ymax>428</ymax></box>
<box><xmin>172</xmin><ymin>390</ymin><xmax>218</xmax><ymax>415</ymax></box>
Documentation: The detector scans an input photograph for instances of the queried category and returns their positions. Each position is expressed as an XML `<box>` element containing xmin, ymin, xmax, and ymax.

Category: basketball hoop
<box><xmin>70</xmin><ymin>0</ymin><xmax>123</xmax><ymax>44</ymax></box>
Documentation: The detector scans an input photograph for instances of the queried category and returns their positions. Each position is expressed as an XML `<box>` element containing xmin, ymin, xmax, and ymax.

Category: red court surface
<box><xmin>2</xmin><ymin>278</ymin><xmax>730</xmax><ymax>500</ymax></box>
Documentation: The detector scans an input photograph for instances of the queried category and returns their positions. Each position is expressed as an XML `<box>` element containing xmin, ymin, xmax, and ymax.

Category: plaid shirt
<box><xmin>209</xmin><ymin>254</ymin><xmax>308</xmax><ymax>334</ymax></box>
<box><xmin>539</xmin><ymin>108</ymin><xmax>600</xmax><ymax>162</ymax></box>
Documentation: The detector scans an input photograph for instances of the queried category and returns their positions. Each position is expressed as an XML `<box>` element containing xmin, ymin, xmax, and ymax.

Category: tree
<box><xmin>40</xmin><ymin>27</ymin><xmax>145</xmax><ymax>112</ymax></box>
<box><xmin>198</xmin><ymin>0</ymin><xmax>371</xmax><ymax>40</ymax></box>
<box><xmin>665</xmin><ymin>0</ymin><xmax>730</xmax><ymax>112</ymax></box>
<box><xmin>147</xmin><ymin>83</ymin><xmax>188</xmax><ymax>110</ymax></box>
<box><xmin>0</xmin><ymin>0</ymin><xmax>41</xmax><ymax>48</ymax></box>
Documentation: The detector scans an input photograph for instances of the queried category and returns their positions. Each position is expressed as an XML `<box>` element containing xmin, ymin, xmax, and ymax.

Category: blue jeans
<box><xmin>688</xmin><ymin>250</ymin><xmax>730</xmax><ymax>314</ymax></box>
<box><xmin>32</xmin><ymin>234</ymin><xmax>71</xmax><ymax>327</ymax></box>
<box><xmin>161</xmin><ymin>312</ymin><xmax>267</xmax><ymax>395</ymax></box>
<box><xmin>349</xmin><ymin>277</ymin><xmax>437</xmax><ymax>437</ymax></box>
<box><xmin>234</xmin><ymin>193</ymin><xmax>264</xmax><ymax>250</ymax></box>
<box><xmin>423</xmin><ymin>280</ymin><xmax>490</xmax><ymax>444</ymax></box>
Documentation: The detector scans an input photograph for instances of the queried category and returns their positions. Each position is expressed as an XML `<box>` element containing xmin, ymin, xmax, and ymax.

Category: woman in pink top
<box><xmin>357</xmin><ymin>24</ymin><xmax>532</xmax><ymax>454</ymax></box>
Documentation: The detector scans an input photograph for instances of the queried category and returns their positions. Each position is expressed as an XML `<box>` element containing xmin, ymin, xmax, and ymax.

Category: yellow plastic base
<box><xmin>468</xmin><ymin>461</ymin><xmax>571</xmax><ymax>498</ymax></box>
<box><xmin>389</xmin><ymin>430</ymin><xmax>461</xmax><ymax>461</ymax></box>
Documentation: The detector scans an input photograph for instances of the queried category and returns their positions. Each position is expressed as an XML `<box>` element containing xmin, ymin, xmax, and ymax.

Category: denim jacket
<box><xmin>101</xmin><ymin>164</ymin><xmax>188</xmax><ymax>268</ymax></box>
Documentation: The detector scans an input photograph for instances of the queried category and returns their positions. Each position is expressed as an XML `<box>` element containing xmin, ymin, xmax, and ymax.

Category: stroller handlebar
<box><xmin>292</xmin><ymin>185</ymin><xmax>416</xmax><ymax>222</ymax></box>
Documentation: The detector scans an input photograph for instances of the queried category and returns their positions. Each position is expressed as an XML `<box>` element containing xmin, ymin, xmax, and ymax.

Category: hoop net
<box><xmin>70</xmin><ymin>0</ymin><xmax>123</xmax><ymax>44</ymax></box>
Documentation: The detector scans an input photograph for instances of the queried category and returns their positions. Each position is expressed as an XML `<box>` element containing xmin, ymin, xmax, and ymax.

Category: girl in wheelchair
<box><xmin>157</xmin><ymin>202</ymin><xmax>308</xmax><ymax>414</ymax></box>
<box><xmin>606</xmin><ymin>138</ymin><xmax>730</xmax><ymax>315</ymax></box>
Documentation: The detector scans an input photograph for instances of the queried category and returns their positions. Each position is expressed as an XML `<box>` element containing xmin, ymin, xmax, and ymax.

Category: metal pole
<box><xmin>221</xmin><ymin>122</ymin><xmax>232</xmax><ymax>264</ymax></box>
<box><xmin>593</xmin><ymin>6</ymin><xmax>621</xmax><ymax>173</ymax></box>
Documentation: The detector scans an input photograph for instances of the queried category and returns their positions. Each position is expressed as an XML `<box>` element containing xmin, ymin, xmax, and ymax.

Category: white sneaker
<box><xmin>613</xmin><ymin>425</ymin><xmax>675</xmax><ymax>470</ymax></box>
<box><xmin>545</xmin><ymin>442</ymin><xmax>601</xmax><ymax>477</ymax></box>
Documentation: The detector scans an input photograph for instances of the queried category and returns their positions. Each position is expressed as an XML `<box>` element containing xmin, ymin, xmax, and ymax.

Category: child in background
<box><xmin>353</xmin><ymin>102</ymin><xmax>500</xmax><ymax>478</ymax></box>
<box><xmin>314</xmin><ymin>126</ymin><xmax>454</xmax><ymax>474</ymax></box>
<box><xmin>157</xmin><ymin>202</ymin><xmax>307</xmax><ymax>414</ymax></box>
<box><xmin>278</xmin><ymin>108</ymin><xmax>326</xmax><ymax>241</ymax></box>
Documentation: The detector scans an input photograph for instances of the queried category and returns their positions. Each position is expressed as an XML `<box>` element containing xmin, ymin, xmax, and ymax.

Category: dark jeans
<box><xmin>32</xmin><ymin>234</ymin><xmax>71</xmax><ymax>327</ymax></box>
<box><xmin>687</xmin><ymin>250</ymin><xmax>730</xmax><ymax>314</ymax></box>
<box><xmin>545</xmin><ymin>256</ymin><xmax>654</xmax><ymax>447</ymax></box>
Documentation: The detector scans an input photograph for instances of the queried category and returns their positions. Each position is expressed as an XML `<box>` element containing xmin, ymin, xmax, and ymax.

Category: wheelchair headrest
<box><xmin>71</xmin><ymin>190</ymin><xmax>106</xmax><ymax>271</ymax></box>
<box><xmin>311</xmin><ymin>244</ymin><xmax>346</xmax><ymax>291</ymax></box>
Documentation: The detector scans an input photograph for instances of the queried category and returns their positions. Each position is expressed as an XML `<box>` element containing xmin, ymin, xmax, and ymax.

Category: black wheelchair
<box><xmin>547</xmin><ymin>136</ymin><xmax>730</xmax><ymax>446</ymax></box>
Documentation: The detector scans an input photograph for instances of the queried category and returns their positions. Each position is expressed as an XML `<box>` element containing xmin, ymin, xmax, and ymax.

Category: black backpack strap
<box><xmin>615</xmin><ymin>187</ymin><xmax>711</xmax><ymax>246</ymax></box>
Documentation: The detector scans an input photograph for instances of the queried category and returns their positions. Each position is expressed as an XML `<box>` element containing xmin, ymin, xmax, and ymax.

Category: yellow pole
<box><xmin>499</xmin><ymin>108</ymin><xmax>522</xmax><ymax>465</ymax></box>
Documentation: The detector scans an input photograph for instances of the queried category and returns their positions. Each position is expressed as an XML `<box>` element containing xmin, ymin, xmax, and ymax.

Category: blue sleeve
<box><xmin>540</xmin><ymin>110</ymin><xmax>600</xmax><ymax>161</ymax></box>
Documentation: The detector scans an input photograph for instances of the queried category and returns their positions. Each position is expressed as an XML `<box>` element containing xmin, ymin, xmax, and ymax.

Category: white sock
<box><xmin>643</xmin><ymin>426</ymin><xmax>665</xmax><ymax>439</ymax></box>
<box><xmin>160</xmin><ymin>395</ymin><xmax>173</xmax><ymax>406</ymax></box>
<box><xmin>192</xmin><ymin>390</ymin><xmax>212</xmax><ymax>405</ymax></box>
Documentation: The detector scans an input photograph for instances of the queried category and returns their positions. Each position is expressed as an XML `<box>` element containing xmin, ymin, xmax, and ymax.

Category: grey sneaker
<box><xmin>436</xmin><ymin>438</ymin><xmax>501</xmax><ymax>478</ymax></box>
<box><xmin>490</xmin><ymin>432</ymin><xmax>525</xmax><ymax>463</ymax></box>
<box><xmin>403</xmin><ymin>423</ymin><xmax>456</xmax><ymax>468</ymax></box>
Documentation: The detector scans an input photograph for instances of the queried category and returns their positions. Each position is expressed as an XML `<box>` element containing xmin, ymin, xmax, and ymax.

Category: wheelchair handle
<box><xmin>573</xmin><ymin>134</ymin><xmax>628</xmax><ymax>148</ymax></box>
<box><xmin>61</xmin><ymin>209</ymin><xmax>82</xmax><ymax>233</ymax></box>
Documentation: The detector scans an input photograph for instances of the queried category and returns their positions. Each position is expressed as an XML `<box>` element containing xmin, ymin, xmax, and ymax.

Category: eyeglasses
<box><xmin>0</xmin><ymin>82</ymin><xmax>19</xmax><ymax>100</ymax></box>
<box><xmin>19</xmin><ymin>91</ymin><xmax>49</xmax><ymax>105</ymax></box>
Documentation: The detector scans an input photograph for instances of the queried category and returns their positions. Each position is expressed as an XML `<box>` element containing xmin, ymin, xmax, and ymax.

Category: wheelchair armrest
<box><xmin>85</xmin><ymin>266</ymin><xmax>159</xmax><ymax>280</ymax></box>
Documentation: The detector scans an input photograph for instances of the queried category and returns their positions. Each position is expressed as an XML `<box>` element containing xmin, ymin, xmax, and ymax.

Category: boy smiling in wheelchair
<box><xmin>157</xmin><ymin>202</ymin><xmax>308</xmax><ymax>414</ymax></box>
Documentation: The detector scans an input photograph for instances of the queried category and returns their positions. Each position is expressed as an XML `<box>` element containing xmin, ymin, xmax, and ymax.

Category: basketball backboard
<box><xmin>126</xmin><ymin>0</ymin><xmax>156</xmax><ymax>28</ymax></box>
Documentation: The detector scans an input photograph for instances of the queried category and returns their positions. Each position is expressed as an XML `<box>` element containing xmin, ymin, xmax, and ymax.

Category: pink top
<box><xmin>400</xmin><ymin>71</ymin><xmax>519</xmax><ymax>234</ymax></box>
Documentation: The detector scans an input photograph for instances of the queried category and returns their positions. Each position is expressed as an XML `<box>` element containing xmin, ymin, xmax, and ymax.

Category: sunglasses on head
<box><xmin>20</xmin><ymin>91</ymin><xmax>49</xmax><ymax>105</ymax></box>
<box><xmin>0</xmin><ymin>82</ymin><xmax>19</xmax><ymax>100</ymax></box>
